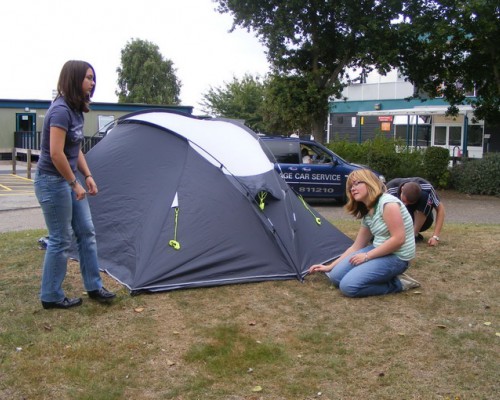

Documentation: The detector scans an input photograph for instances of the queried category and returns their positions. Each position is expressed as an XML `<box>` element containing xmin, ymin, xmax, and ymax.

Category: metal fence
<box><xmin>13</xmin><ymin>131</ymin><xmax>102</xmax><ymax>154</ymax></box>
<box><xmin>14</xmin><ymin>131</ymin><xmax>42</xmax><ymax>150</ymax></box>
<box><xmin>82</xmin><ymin>136</ymin><xmax>103</xmax><ymax>153</ymax></box>
<box><xmin>7</xmin><ymin>132</ymin><xmax>103</xmax><ymax>178</ymax></box>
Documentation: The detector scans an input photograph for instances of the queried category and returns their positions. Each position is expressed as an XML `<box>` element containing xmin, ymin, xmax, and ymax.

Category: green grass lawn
<box><xmin>1</xmin><ymin>222</ymin><xmax>499</xmax><ymax>399</ymax></box>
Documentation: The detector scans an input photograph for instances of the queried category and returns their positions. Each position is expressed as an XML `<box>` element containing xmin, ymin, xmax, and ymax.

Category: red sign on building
<box><xmin>378</xmin><ymin>116</ymin><xmax>393</xmax><ymax>122</ymax></box>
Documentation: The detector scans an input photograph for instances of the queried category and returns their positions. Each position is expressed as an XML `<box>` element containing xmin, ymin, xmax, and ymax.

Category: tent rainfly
<box><xmin>78</xmin><ymin>110</ymin><xmax>353</xmax><ymax>294</ymax></box>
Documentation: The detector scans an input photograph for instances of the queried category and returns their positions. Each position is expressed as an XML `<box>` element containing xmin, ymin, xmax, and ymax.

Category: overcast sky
<box><xmin>1</xmin><ymin>0</ymin><xmax>269</xmax><ymax>113</ymax></box>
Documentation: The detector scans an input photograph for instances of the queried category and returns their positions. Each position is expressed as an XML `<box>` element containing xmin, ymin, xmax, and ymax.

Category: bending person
<box><xmin>308</xmin><ymin>169</ymin><xmax>419</xmax><ymax>297</ymax></box>
<box><xmin>386</xmin><ymin>177</ymin><xmax>445</xmax><ymax>246</ymax></box>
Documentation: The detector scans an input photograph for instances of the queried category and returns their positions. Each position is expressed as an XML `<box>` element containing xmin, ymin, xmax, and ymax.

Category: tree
<box><xmin>116</xmin><ymin>38</ymin><xmax>181</xmax><ymax>105</ymax></box>
<box><xmin>397</xmin><ymin>0</ymin><xmax>500</xmax><ymax>124</ymax></box>
<box><xmin>200</xmin><ymin>73</ymin><xmax>328</xmax><ymax>136</ymax></box>
<box><xmin>215</xmin><ymin>0</ymin><xmax>407</xmax><ymax>143</ymax></box>
<box><xmin>262</xmin><ymin>74</ymin><xmax>331</xmax><ymax>136</ymax></box>
<box><xmin>200</xmin><ymin>74</ymin><xmax>266</xmax><ymax>132</ymax></box>
<box><xmin>215</xmin><ymin>1</ymin><xmax>499</xmax><ymax>140</ymax></box>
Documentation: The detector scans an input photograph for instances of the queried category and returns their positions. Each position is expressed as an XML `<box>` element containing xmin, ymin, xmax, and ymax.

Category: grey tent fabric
<box><xmin>79</xmin><ymin>110</ymin><xmax>353</xmax><ymax>293</ymax></box>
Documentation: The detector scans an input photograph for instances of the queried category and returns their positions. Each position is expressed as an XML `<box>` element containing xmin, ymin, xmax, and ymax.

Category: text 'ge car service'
<box><xmin>260</xmin><ymin>136</ymin><xmax>385</xmax><ymax>202</ymax></box>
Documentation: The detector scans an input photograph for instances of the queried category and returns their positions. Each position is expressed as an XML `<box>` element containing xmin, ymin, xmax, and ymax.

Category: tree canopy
<box><xmin>215</xmin><ymin>0</ymin><xmax>499</xmax><ymax>140</ymax></box>
<box><xmin>200</xmin><ymin>73</ymin><xmax>331</xmax><ymax>136</ymax></box>
<box><xmin>215</xmin><ymin>0</ymin><xmax>406</xmax><ymax>142</ymax></box>
<box><xmin>261</xmin><ymin>74</ymin><xmax>332</xmax><ymax>136</ymax></box>
<box><xmin>200</xmin><ymin>74</ymin><xmax>266</xmax><ymax>132</ymax></box>
<box><xmin>116</xmin><ymin>38</ymin><xmax>181</xmax><ymax>105</ymax></box>
<box><xmin>397</xmin><ymin>0</ymin><xmax>500</xmax><ymax>124</ymax></box>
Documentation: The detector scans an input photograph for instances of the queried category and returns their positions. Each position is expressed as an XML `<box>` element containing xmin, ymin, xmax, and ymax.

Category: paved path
<box><xmin>1</xmin><ymin>164</ymin><xmax>499</xmax><ymax>233</ymax></box>
<box><xmin>0</xmin><ymin>165</ymin><xmax>45</xmax><ymax>232</ymax></box>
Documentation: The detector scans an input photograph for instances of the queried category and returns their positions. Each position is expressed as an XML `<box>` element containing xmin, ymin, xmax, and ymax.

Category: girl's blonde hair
<box><xmin>344</xmin><ymin>169</ymin><xmax>386</xmax><ymax>218</ymax></box>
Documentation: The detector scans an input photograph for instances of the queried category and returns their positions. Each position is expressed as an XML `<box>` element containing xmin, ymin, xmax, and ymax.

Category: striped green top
<box><xmin>361</xmin><ymin>193</ymin><xmax>416</xmax><ymax>261</ymax></box>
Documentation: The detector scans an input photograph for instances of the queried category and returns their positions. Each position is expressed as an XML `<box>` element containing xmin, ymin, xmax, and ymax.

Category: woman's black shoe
<box><xmin>87</xmin><ymin>287</ymin><xmax>116</xmax><ymax>303</ymax></box>
<box><xmin>42</xmin><ymin>297</ymin><xmax>83</xmax><ymax>309</ymax></box>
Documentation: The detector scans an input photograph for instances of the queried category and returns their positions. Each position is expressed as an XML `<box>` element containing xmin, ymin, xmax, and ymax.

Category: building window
<box><xmin>434</xmin><ymin>126</ymin><xmax>447</xmax><ymax>145</ymax></box>
<box><xmin>416</xmin><ymin>126</ymin><xmax>431</xmax><ymax>147</ymax></box>
<box><xmin>467</xmin><ymin>125</ymin><xmax>483</xmax><ymax>147</ymax></box>
<box><xmin>394</xmin><ymin>124</ymin><xmax>431</xmax><ymax>147</ymax></box>
<box><xmin>449</xmin><ymin>126</ymin><xmax>462</xmax><ymax>146</ymax></box>
<box><xmin>98</xmin><ymin>115</ymin><xmax>115</xmax><ymax>134</ymax></box>
<box><xmin>395</xmin><ymin>125</ymin><xmax>407</xmax><ymax>142</ymax></box>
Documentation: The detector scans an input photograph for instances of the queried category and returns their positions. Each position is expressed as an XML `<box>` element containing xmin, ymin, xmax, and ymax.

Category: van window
<box><xmin>304</xmin><ymin>143</ymin><xmax>333</xmax><ymax>164</ymax></box>
<box><xmin>263</xmin><ymin>140</ymin><xmax>300</xmax><ymax>164</ymax></box>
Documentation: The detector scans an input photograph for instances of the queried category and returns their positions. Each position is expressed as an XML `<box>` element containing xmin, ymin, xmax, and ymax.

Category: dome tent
<box><xmin>79</xmin><ymin>110</ymin><xmax>352</xmax><ymax>294</ymax></box>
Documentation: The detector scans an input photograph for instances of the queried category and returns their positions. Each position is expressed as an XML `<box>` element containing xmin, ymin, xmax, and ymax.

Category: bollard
<box><xmin>27</xmin><ymin>149</ymin><xmax>32</xmax><ymax>179</ymax></box>
<box><xmin>11</xmin><ymin>148</ymin><xmax>16</xmax><ymax>175</ymax></box>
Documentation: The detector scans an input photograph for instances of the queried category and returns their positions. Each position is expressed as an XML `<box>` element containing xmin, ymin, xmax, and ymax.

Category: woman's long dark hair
<box><xmin>56</xmin><ymin>60</ymin><xmax>95</xmax><ymax>113</ymax></box>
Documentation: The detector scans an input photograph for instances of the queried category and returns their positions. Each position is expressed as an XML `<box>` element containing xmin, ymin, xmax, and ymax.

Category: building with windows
<box><xmin>0</xmin><ymin>99</ymin><xmax>193</xmax><ymax>159</ymax></box>
<box><xmin>327</xmin><ymin>70</ymin><xmax>498</xmax><ymax>158</ymax></box>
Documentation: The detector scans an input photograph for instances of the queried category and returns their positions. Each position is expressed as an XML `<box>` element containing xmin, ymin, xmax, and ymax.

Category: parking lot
<box><xmin>0</xmin><ymin>172</ymin><xmax>34</xmax><ymax>195</ymax></box>
<box><xmin>0</xmin><ymin>165</ymin><xmax>44</xmax><ymax>232</ymax></box>
<box><xmin>0</xmin><ymin>165</ymin><xmax>39</xmax><ymax>209</ymax></box>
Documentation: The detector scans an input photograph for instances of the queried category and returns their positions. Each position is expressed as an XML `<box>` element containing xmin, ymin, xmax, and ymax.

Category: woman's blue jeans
<box><xmin>34</xmin><ymin>171</ymin><xmax>103</xmax><ymax>302</ymax></box>
<box><xmin>326</xmin><ymin>245</ymin><xmax>409</xmax><ymax>297</ymax></box>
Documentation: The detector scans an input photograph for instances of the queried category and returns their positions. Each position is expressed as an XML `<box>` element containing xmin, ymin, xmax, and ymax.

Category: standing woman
<box><xmin>35</xmin><ymin>60</ymin><xmax>115</xmax><ymax>309</ymax></box>
<box><xmin>308</xmin><ymin>169</ymin><xmax>420</xmax><ymax>297</ymax></box>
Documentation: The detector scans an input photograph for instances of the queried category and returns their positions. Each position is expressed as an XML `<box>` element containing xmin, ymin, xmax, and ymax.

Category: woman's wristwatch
<box><xmin>431</xmin><ymin>235</ymin><xmax>440</xmax><ymax>241</ymax></box>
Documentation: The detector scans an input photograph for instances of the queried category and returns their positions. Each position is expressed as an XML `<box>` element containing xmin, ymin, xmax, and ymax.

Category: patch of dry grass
<box><xmin>0</xmin><ymin>222</ymin><xmax>499</xmax><ymax>399</ymax></box>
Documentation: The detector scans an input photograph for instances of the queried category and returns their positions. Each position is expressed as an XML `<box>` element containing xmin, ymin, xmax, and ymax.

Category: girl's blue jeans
<box><xmin>34</xmin><ymin>171</ymin><xmax>103</xmax><ymax>302</ymax></box>
<box><xmin>326</xmin><ymin>245</ymin><xmax>409</xmax><ymax>297</ymax></box>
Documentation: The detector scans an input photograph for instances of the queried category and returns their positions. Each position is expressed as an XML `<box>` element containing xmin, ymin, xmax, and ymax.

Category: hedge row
<box><xmin>450</xmin><ymin>153</ymin><xmax>500</xmax><ymax>195</ymax></box>
<box><xmin>327</xmin><ymin>134</ymin><xmax>499</xmax><ymax>195</ymax></box>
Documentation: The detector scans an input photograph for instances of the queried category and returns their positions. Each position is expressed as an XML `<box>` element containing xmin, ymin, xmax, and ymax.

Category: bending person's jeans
<box><xmin>326</xmin><ymin>245</ymin><xmax>409</xmax><ymax>297</ymax></box>
<box><xmin>34</xmin><ymin>171</ymin><xmax>103</xmax><ymax>302</ymax></box>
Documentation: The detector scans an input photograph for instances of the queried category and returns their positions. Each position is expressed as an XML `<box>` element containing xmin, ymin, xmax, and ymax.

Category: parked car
<box><xmin>259</xmin><ymin>136</ymin><xmax>385</xmax><ymax>202</ymax></box>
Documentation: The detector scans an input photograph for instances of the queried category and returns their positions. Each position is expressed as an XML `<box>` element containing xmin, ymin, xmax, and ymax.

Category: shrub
<box><xmin>363</xmin><ymin>134</ymin><xmax>400</xmax><ymax>178</ymax></box>
<box><xmin>327</xmin><ymin>134</ymin><xmax>426</xmax><ymax>181</ymax></box>
<box><xmin>450</xmin><ymin>153</ymin><xmax>500</xmax><ymax>195</ymax></box>
<box><xmin>391</xmin><ymin>146</ymin><xmax>426</xmax><ymax>180</ymax></box>
<box><xmin>328</xmin><ymin>134</ymin><xmax>365</xmax><ymax>164</ymax></box>
<box><xmin>422</xmin><ymin>146</ymin><xmax>451</xmax><ymax>188</ymax></box>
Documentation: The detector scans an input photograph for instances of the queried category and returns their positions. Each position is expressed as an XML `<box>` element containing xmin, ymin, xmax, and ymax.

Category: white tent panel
<box><xmin>127</xmin><ymin>112</ymin><xmax>274</xmax><ymax>177</ymax></box>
